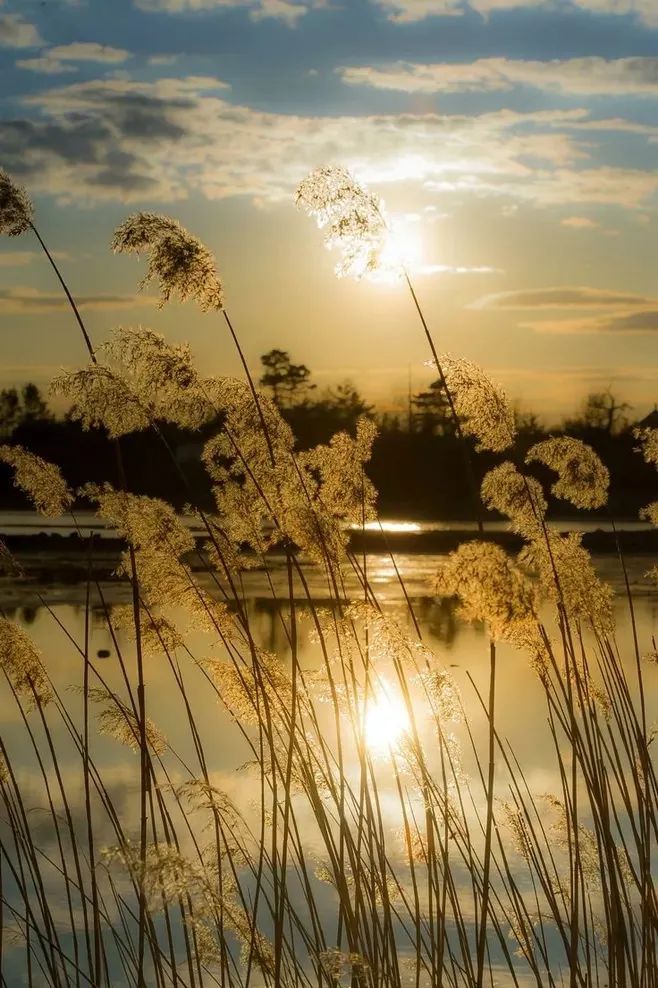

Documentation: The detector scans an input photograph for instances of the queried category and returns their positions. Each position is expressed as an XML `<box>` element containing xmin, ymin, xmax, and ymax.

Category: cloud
<box><xmin>4</xmin><ymin>76</ymin><xmax>658</xmax><ymax>210</ymax></box>
<box><xmin>339</xmin><ymin>57</ymin><xmax>658</xmax><ymax>97</ymax></box>
<box><xmin>0</xmin><ymin>14</ymin><xmax>43</xmax><ymax>48</ymax></box>
<box><xmin>48</xmin><ymin>43</ymin><xmax>131</xmax><ymax>63</ymax></box>
<box><xmin>16</xmin><ymin>42</ymin><xmax>131</xmax><ymax>75</ymax></box>
<box><xmin>250</xmin><ymin>0</ymin><xmax>310</xmax><ymax>24</ymax></box>
<box><xmin>371</xmin><ymin>0</ymin><xmax>658</xmax><ymax>27</ymax></box>
<box><xmin>472</xmin><ymin>286</ymin><xmax>657</xmax><ymax>310</ymax></box>
<box><xmin>420</xmin><ymin>263</ymin><xmax>502</xmax><ymax>275</ymax></box>
<box><xmin>16</xmin><ymin>56</ymin><xmax>78</xmax><ymax>75</ymax></box>
<box><xmin>560</xmin><ymin>216</ymin><xmax>598</xmax><ymax>229</ymax></box>
<box><xmin>426</xmin><ymin>166</ymin><xmax>658</xmax><ymax>209</ymax></box>
<box><xmin>147</xmin><ymin>54</ymin><xmax>179</xmax><ymax>66</ymax></box>
<box><xmin>0</xmin><ymin>251</ymin><xmax>37</xmax><ymax>267</ymax></box>
<box><xmin>524</xmin><ymin>309</ymin><xmax>658</xmax><ymax>333</ymax></box>
<box><xmin>0</xmin><ymin>287</ymin><xmax>156</xmax><ymax>314</ymax></box>
<box><xmin>472</xmin><ymin>284</ymin><xmax>658</xmax><ymax>334</ymax></box>
<box><xmin>133</xmin><ymin>0</ymin><xmax>318</xmax><ymax>23</ymax></box>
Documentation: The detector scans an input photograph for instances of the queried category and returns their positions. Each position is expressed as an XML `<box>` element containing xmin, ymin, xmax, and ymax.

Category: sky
<box><xmin>1</xmin><ymin>0</ymin><xmax>658</xmax><ymax>422</ymax></box>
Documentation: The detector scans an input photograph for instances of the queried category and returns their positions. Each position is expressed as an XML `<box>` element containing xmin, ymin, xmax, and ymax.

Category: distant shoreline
<box><xmin>0</xmin><ymin>527</ymin><xmax>656</xmax><ymax>585</ymax></box>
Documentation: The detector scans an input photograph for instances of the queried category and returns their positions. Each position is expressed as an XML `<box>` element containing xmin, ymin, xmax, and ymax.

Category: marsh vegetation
<box><xmin>0</xmin><ymin>165</ymin><xmax>656</xmax><ymax>988</ymax></box>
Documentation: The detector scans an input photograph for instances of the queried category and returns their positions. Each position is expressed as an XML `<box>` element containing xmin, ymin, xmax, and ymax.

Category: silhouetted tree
<box><xmin>260</xmin><ymin>349</ymin><xmax>315</xmax><ymax>407</ymax></box>
<box><xmin>0</xmin><ymin>383</ymin><xmax>50</xmax><ymax>436</ymax></box>
<box><xmin>324</xmin><ymin>382</ymin><xmax>373</xmax><ymax>427</ymax></box>
<box><xmin>21</xmin><ymin>383</ymin><xmax>50</xmax><ymax>423</ymax></box>
<box><xmin>411</xmin><ymin>379</ymin><xmax>453</xmax><ymax>435</ymax></box>
<box><xmin>566</xmin><ymin>387</ymin><xmax>631</xmax><ymax>436</ymax></box>
<box><xmin>0</xmin><ymin>388</ymin><xmax>21</xmax><ymax>436</ymax></box>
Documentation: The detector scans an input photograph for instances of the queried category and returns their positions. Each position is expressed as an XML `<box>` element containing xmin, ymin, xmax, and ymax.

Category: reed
<box><xmin>0</xmin><ymin>165</ymin><xmax>655</xmax><ymax>988</ymax></box>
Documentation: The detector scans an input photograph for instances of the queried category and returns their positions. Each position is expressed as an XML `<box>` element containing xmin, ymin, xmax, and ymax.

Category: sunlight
<box><xmin>358</xmin><ymin>217</ymin><xmax>424</xmax><ymax>285</ymax></box>
<box><xmin>350</xmin><ymin>520</ymin><xmax>422</xmax><ymax>532</ymax></box>
<box><xmin>373</xmin><ymin>219</ymin><xmax>425</xmax><ymax>284</ymax></box>
<box><xmin>364</xmin><ymin>683</ymin><xmax>411</xmax><ymax>751</ymax></box>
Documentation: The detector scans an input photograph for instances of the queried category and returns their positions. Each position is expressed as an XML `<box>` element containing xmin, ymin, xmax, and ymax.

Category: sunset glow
<box><xmin>0</xmin><ymin>3</ymin><xmax>657</xmax><ymax>984</ymax></box>
<box><xmin>364</xmin><ymin>683</ymin><xmax>411</xmax><ymax>751</ymax></box>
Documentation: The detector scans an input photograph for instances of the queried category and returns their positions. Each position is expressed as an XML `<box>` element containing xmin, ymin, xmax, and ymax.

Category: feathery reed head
<box><xmin>52</xmin><ymin>364</ymin><xmax>151</xmax><ymax>438</ymax></box>
<box><xmin>439</xmin><ymin>356</ymin><xmax>516</xmax><ymax>452</ymax></box>
<box><xmin>481</xmin><ymin>461</ymin><xmax>547</xmax><ymax>536</ymax></box>
<box><xmin>112</xmin><ymin>211</ymin><xmax>224</xmax><ymax>311</ymax></box>
<box><xmin>0</xmin><ymin>445</ymin><xmax>73</xmax><ymax>517</ymax></box>
<box><xmin>0</xmin><ymin>169</ymin><xmax>33</xmax><ymax>237</ymax></box>
<box><xmin>634</xmin><ymin>426</ymin><xmax>658</xmax><ymax>468</ymax></box>
<box><xmin>640</xmin><ymin>502</ymin><xmax>658</xmax><ymax>527</ymax></box>
<box><xmin>296</xmin><ymin>165</ymin><xmax>394</xmax><ymax>281</ymax></box>
<box><xmin>89</xmin><ymin>688</ymin><xmax>167</xmax><ymax>755</ymax></box>
<box><xmin>52</xmin><ymin>326</ymin><xmax>216</xmax><ymax>436</ymax></box>
<box><xmin>526</xmin><ymin>436</ymin><xmax>609</xmax><ymax>510</ymax></box>
<box><xmin>433</xmin><ymin>541</ymin><xmax>538</xmax><ymax>643</ymax></box>
<box><xmin>521</xmin><ymin>531</ymin><xmax>614</xmax><ymax>634</ymax></box>
<box><xmin>0</xmin><ymin>619</ymin><xmax>52</xmax><ymax>709</ymax></box>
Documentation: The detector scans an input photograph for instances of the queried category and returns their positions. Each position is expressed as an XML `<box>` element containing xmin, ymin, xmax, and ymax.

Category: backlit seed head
<box><xmin>526</xmin><ymin>436</ymin><xmax>609</xmax><ymax>510</ymax></box>
<box><xmin>112</xmin><ymin>211</ymin><xmax>223</xmax><ymax>311</ymax></box>
<box><xmin>0</xmin><ymin>170</ymin><xmax>33</xmax><ymax>237</ymax></box>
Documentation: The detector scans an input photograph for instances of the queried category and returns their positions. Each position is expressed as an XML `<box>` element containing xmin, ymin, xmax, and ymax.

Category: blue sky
<box><xmin>1</xmin><ymin>0</ymin><xmax>658</xmax><ymax>419</ymax></box>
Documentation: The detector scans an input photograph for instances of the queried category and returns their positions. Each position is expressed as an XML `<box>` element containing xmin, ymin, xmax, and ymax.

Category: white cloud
<box><xmin>48</xmin><ymin>42</ymin><xmax>131</xmax><ymax>63</ymax></box>
<box><xmin>250</xmin><ymin>0</ymin><xmax>309</xmax><ymax>24</ymax></box>
<box><xmin>0</xmin><ymin>13</ymin><xmax>43</xmax><ymax>48</ymax></box>
<box><xmin>373</xmin><ymin>0</ymin><xmax>464</xmax><ymax>18</ymax></box>
<box><xmin>4</xmin><ymin>76</ymin><xmax>657</xmax><ymax>212</ymax></box>
<box><xmin>16</xmin><ymin>56</ymin><xmax>78</xmax><ymax>74</ymax></box>
<box><xmin>420</xmin><ymin>263</ymin><xmax>503</xmax><ymax>274</ymax></box>
<box><xmin>147</xmin><ymin>54</ymin><xmax>179</xmax><ymax>65</ymax></box>
<box><xmin>372</xmin><ymin>0</ymin><xmax>658</xmax><ymax>27</ymax></box>
<box><xmin>134</xmin><ymin>0</ymin><xmax>317</xmax><ymax>23</ymax></box>
<box><xmin>17</xmin><ymin>42</ymin><xmax>131</xmax><ymax>74</ymax></box>
<box><xmin>339</xmin><ymin>57</ymin><xmax>658</xmax><ymax>97</ymax></box>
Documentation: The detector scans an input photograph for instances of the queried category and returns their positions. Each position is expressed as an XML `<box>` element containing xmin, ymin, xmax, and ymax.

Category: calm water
<box><xmin>0</xmin><ymin>510</ymin><xmax>652</xmax><ymax>538</ymax></box>
<box><xmin>1</xmin><ymin>538</ymin><xmax>657</xmax><ymax>984</ymax></box>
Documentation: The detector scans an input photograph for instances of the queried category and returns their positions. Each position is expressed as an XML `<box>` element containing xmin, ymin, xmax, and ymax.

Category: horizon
<box><xmin>1</xmin><ymin>0</ymin><xmax>657</xmax><ymax>418</ymax></box>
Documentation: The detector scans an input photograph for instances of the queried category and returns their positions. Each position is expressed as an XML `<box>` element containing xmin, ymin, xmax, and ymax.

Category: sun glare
<box><xmin>372</xmin><ymin>219</ymin><xmax>424</xmax><ymax>284</ymax></box>
<box><xmin>364</xmin><ymin>683</ymin><xmax>411</xmax><ymax>751</ymax></box>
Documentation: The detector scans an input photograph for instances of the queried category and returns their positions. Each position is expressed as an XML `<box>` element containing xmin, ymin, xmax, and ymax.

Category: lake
<box><xmin>1</xmin><ymin>518</ymin><xmax>656</xmax><ymax>986</ymax></box>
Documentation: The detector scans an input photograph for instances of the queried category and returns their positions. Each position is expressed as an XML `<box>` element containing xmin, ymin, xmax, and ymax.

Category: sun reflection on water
<box><xmin>364</xmin><ymin>683</ymin><xmax>411</xmax><ymax>751</ymax></box>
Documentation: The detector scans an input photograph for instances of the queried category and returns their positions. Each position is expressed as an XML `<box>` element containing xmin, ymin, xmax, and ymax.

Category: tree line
<box><xmin>0</xmin><ymin>350</ymin><xmax>655</xmax><ymax>519</ymax></box>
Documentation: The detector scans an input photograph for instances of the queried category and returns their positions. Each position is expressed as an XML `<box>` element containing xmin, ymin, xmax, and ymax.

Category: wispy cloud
<box><xmin>147</xmin><ymin>54</ymin><xmax>179</xmax><ymax>66</ymax></box>
<box><xmin>472</xmin><ymin>286</ymin><xmax>656</xmax><ymax>310</ymax></box>
<box><xmin>17</xmin><ymin>42</ymin><xmax>131</xmax><ymax>75</ymax></box>
<box><xmin>372</xmin><ymin>0</ymin><xmax>658</xmax><ymax>28</ymax></box>
<box><xmin>523</xmin><ymin>310</ymin><xmax>658</xmax><ymax>334</ymax></box>
<box><xmin>560</xmin><ymin>216</ymin><xmax>599</xmax><ymax>229</ymax></box>
<box><xmin>4</xmin><ymin>76</ymin><xmax>657</xmax><ymax>211</ymax></box>
<box><xmin>339</xmin><ymin>57</ymin><xmax>658</xmax><ymax>97</ymax></box>
<box><xmin>49</xmin><ymin>42</ymin><xmax>131</xmax><ymax>63</ymax></box>
<box><xmin>16</xmin><ymin>56</ymin><xmax>77</xmax><ymax>75</ymax></box>
<box><xmin>420</xmin><ymin>263</ymin><xmax>502</xmax><ymax>275</ymax></box>
<box><xmin>0</xmin><ymin>251</ymin><xmax>37</xmax><ymax>268</ymax></box>
<box><xmin>134</xmin><ymin>0</ymin><xmax>318</xmax><ymax>24</ymax></box>
<box><xmin>0</xmin><ymin>13</ymin><xmax>43</xmax><ymax>49</ymax></box>
<box><xmin>0</xmin><ymin>287</ymin><xmax>157</xmax><ymax>314</ymax></box>
<box><xmin>472</xmin><ymin>285</ymin><xmax>658</xmax><ymax>334</ymax></box>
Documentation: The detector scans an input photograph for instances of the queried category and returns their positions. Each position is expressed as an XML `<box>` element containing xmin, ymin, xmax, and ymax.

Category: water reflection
<box><xmin>0</xmin><ymin>560</ymin><xmax>656</xmax><ymax>985</ymax></box>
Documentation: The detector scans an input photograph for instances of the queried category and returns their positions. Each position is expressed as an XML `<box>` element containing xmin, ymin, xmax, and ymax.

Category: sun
<box><xmin>364</xmin><ymin>683</ymin><xmax>411</xmax><ymax>751</ymax></box>
<box><xmin>372</xmin><ymin>219</ymin><xmax>424</xmax><ymax>284</ymax></box>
